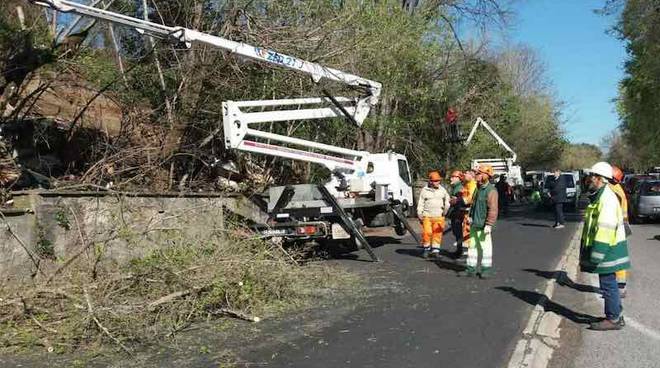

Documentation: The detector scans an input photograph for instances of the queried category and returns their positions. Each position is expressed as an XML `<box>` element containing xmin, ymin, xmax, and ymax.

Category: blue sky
<box><xmin>506</xmin><ymin>0</ymin><xmax>626</xmax><ymax>146</ymax></box>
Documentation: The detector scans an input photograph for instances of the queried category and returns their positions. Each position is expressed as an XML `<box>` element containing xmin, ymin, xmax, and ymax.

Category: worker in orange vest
<box><xmin>459</xmin><ymin>169</ymin><xmax>478</xmax><ymax>253</ymax></box>
<box><xmin>417</xmin><ymin>171</ymin><xmax>451</xmax><ymax>258</ymax></box>
<box><xmin>610</xmin><ymin>165</ymin><xmax>631</xmax><ymax>298</ymax></box>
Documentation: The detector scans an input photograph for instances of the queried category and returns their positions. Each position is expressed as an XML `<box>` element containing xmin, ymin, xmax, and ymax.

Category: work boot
<box><xmin>453</xmin><ymin>244</ymin><xmax>463</xmax><ymax>258</ymax></box>
<box><xmin>589</xmin><ymin>319</ymin><xmax>623</xmax><ymax>331</ymax></box>
<box><xmin>431</xmin><ymin>248</ymin><xmax>440</xmax><ymax>257</ymax></box>
<box><xmin>554</xmin><ymin>224</ymin><xmax>565</xmax><ymax>229</ymax></box>
<box><xmin>421</xmin><ymin>248</ymin><xmax>431</xmax><ymax>259</ymax></box>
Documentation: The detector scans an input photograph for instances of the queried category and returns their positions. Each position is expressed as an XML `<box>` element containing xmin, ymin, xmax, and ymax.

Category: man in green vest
<box><xmin>460</xmin><ymin>164</ymin><xmax>498</xmax><ymax>279</ymax></box>
<box><xmin>581</xmin><ymin>161</ymin><xmax>631</xmax><ymax>331</ymax></box>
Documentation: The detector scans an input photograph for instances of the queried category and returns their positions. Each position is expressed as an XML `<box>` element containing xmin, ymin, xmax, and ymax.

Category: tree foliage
<box><xmin>559</xmin><ymin>143</ymin><xmax>602</xmax><ymax>171</ymax></box>
<box><xmin>1</xmin><ymin>0</ymin><xmax>568</xmax><ymax>190</ymax></box>
<box><xmin>609</xmin><ymin>0</ymin><xmax>660</xmax><ymax>169</ymax></box>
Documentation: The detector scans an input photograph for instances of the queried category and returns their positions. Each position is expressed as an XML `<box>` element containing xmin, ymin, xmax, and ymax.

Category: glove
<box><xmin>466</xmin><ymin>217</ymin><xmax>472</xmax><ymax>225</ymax></box>
<box><xmin>624</xmin><ymin>221</ymin><xmax>632</xmax><ymax>236</ymax></box>
<box><xmin>484</xmin><ymin>225</ymin><xmax>492</xmax><ymax>235</ymax></box>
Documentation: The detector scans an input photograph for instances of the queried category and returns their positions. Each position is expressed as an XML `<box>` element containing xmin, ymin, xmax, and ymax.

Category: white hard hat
<box><xmin>587</xmin><ymin>162</ymin><xmax>613</xmax><ymax>179</ymax></box>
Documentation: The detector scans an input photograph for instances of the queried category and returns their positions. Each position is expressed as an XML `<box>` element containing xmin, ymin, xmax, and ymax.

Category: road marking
<box><xmin>507</xmin><ymin>224</ymin><xmax>584</xmax><ymax>368</ymax></box>
<box><xmin>626</xmin><ymin>317</ymin><xmax>660</xmax><ymax>341</ymax></box>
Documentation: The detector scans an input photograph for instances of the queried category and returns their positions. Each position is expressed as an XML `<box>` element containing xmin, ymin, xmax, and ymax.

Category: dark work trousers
<box><xmin>451</xmin><ymin>215</ymin><xmax>464</xmax><ymax>255</ymax></box>
<box><xmin>553</xmin><ymin>202</ymin><xmax>565</xmax><ymax>225</ymax></box>
<box><xmin>499</xmin><ymin>195</ymin><xmax>509</xmax><ymax>215</ymax></box>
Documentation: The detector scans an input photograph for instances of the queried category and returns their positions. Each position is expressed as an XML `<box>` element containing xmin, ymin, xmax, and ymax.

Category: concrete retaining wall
<box><xmin>0</xmin><ymin>192</ymin><xmax>267</xmax><ymax>286</ymax></box>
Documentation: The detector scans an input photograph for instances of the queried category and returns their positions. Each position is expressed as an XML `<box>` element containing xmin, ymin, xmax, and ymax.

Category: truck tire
<box><xmin>394</xmin><ymin>220</ymin><xmax>408</xmax><ymax>236</ymax></box>
<box><xmin>393</xmin><ymin>203</ymin><xmax>409</xmax><ymax>236</ymax></box>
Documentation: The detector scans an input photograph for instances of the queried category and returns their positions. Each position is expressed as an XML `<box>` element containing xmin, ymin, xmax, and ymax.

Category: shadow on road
<box><xmin>495</xmin><ymin>286</ymin><xmax>600</xmax><ymax>325</ymax></box>
<box><xmin>318</xmin><ymin>236</ymin><xmax>402</xmax><ymax>262</ymax></box>
<box><xmin>366</xmin><ymin>236</ymin><xmax>403</xmax><ymax>247</ymax></box>
<box><xmin>395</xmin><ymin>248</ymin><xmax>467</xmax><ymax>272</ymax></box>
<box><xmin>519</xmin><ymin>223</ymin><xmax>552</xmax><ymax>228</ymax></box>
<box><xmin>523</xmin><ymin>269</ymin><xmax>601</xmax><ymax>294</ymax></box>
<box><xmin>432</xmin><ymin>258</ymin><xmax>466</xmax><ymax>272</ymax></box>
<box><xmin>395</xmin><ymin>247</ymin><xmax>424</xmax><ymax>257</ymax></box>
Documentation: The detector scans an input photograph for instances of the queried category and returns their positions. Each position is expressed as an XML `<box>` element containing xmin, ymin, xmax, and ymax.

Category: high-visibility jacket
<box><xmin>461</xmin><ymin>179</ymin><xmax>477</xmax><ymax>206</ymax></box>
<box><xmin>580</xmin><ymin>185</ymin><xmax>631</xmax><ymax>274</ymax></box>
<box><xmin>609</xmin><ymin>183</ymin><xmax>628</xmax><ymax>222</ymax></box>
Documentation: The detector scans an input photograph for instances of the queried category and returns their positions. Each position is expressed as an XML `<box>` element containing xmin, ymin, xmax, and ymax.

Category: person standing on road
<box><xmin>417</xmin><ymin>171</ymin><xmax>451</xmax><ymax>258</ymax></box>
<box><xmin>609</xmin><ymin>165</ymin><xmax>632</xmax><ymax>298</ymax></box>
<box><xmin>548</xmin><ymin>168</ymin><xmax>567</xmax><ymax>229</ymax></box>
<box><xmin>580</xmin><ymin>162</ymin><xmax>631</xmax><ymax>331</ymax></box>
<box><xmin>496</xmin><ymin>175</ymin><xmax>512</xmax><ymax>215</ymax></box>
<box><xmin>461</xmin><ymin>165</ymin><xmax>498</xmax><ymax>279</ymax></box>
<box><xmin>448</xmin><ymin>171</ymin><xmax>465</xmax><ymax>257</ymax></box>
<box><xmin>460</xmin><ymin>169</ymin><xmax>478</xmax><ymax>252</ymax></box>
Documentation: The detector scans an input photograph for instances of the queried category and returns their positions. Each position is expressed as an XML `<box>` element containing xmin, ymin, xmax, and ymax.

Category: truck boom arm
<box><xmin>464</xmin><ymin>117</ymin><xmax>518</xmax><ymax>162</ymax></box>
<box><xmin>29</xmin><ymin>0</ymin><xmax>382</xmax><ymax>107</ymax></box>
<box><xmin>29</xmin><ymin>0</ymin><xmax>381</xmax><ymax>173</ymax></box>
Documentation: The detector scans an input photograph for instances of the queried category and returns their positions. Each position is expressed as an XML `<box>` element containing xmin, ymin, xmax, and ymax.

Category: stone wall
<box><xmin>0</xmin><ymin>192</ymin><xmax>267</xmax><ymax>286</ymax></box>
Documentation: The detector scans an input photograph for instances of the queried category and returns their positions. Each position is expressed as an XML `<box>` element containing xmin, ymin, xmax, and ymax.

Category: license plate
<box><xmin>262</xmin><ymin>229</ymin><xmax>286</xmax><ymax>236</ymax></box>
<box><xmin>331</xmin><ymin>223</ymin><xmax>350</xmax><ymax>239</ymax></box>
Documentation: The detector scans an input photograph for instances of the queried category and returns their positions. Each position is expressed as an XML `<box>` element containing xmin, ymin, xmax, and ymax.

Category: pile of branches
<box><xmin>0</xmin><ymin>203</ymin><xmax>348</xmax><ymax>354</ymax></box>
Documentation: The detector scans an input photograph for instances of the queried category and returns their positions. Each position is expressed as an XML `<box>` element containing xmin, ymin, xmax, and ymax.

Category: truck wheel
<box><xmin>401</xmin><ymin>200</ymin><xmax>411</xmax><ymax>218</ymax></box>
<box><xmin>393</xmin><ymin>203</ymin><xmax>409</xmax><ymax>236</ymax></box>
<box><xmin>394</xmin><ymin>220</ymin><xmax>408</xmax><ymax>236</ymax></box>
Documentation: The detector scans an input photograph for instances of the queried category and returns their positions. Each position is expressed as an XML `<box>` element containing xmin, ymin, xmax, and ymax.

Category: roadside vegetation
<box><xmin>0</xmin><ymin>204</ymin><xmax>354</xmax><ymax>354</ymax></box>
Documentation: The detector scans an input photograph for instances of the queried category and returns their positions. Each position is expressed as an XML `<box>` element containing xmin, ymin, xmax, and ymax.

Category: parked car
<box><xmin>630</xmin><ymin>179</ymin><xmax>660</xmax><ymax>223</ymax></box>
<box><xmin>523</xmin><ymin>171</ymin><xmax>546</xmax><ymax>194</ymax></box>
<box><xmin>542</xmin><ymin>172</ymin><xmax>580</xmax><ymax>211</ymax></box>
<box><xmin>624</xmin><ymin>175</ymin><xmax>654</xmax><ymax>196</ymax></box>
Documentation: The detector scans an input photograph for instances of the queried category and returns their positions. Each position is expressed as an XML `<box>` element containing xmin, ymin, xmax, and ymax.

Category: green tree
<box><xmin>606</xmin><ymin>0</ymin><xmax>660</xmax><ymax>168</ymax></box>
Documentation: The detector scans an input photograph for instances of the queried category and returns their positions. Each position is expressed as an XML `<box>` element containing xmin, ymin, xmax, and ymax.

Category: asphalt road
<box><xmin>243</xmin><ymin>205</ymin><xmax>581</xmax><ymax>368</ymax></box>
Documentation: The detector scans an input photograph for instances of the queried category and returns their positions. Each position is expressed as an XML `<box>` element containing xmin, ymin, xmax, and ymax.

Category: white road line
<box><xmin>626</xmin><ymin>317</ymin><xmax>660</xmax><ymax>341</ymax></box>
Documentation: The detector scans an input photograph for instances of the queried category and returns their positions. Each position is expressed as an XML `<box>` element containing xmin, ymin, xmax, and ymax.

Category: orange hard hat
<box><xmin>477</xmin><ymin>164</ymin><xmax>494</xmax><ymax>178</ymax></box>
<box><xmin>612</xmin><ymin>165</ymin><xmax>624</xmax><ymax>184</ymax></box>
<box><xmin>450</xmin><ymin>170</ymin><xmax>464</xmax><ymax>180</ymax></box>
<box><xmin>428</xmin><ymin>171</ymin><xmax>442</xmax><ymax>181</ymax></box>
